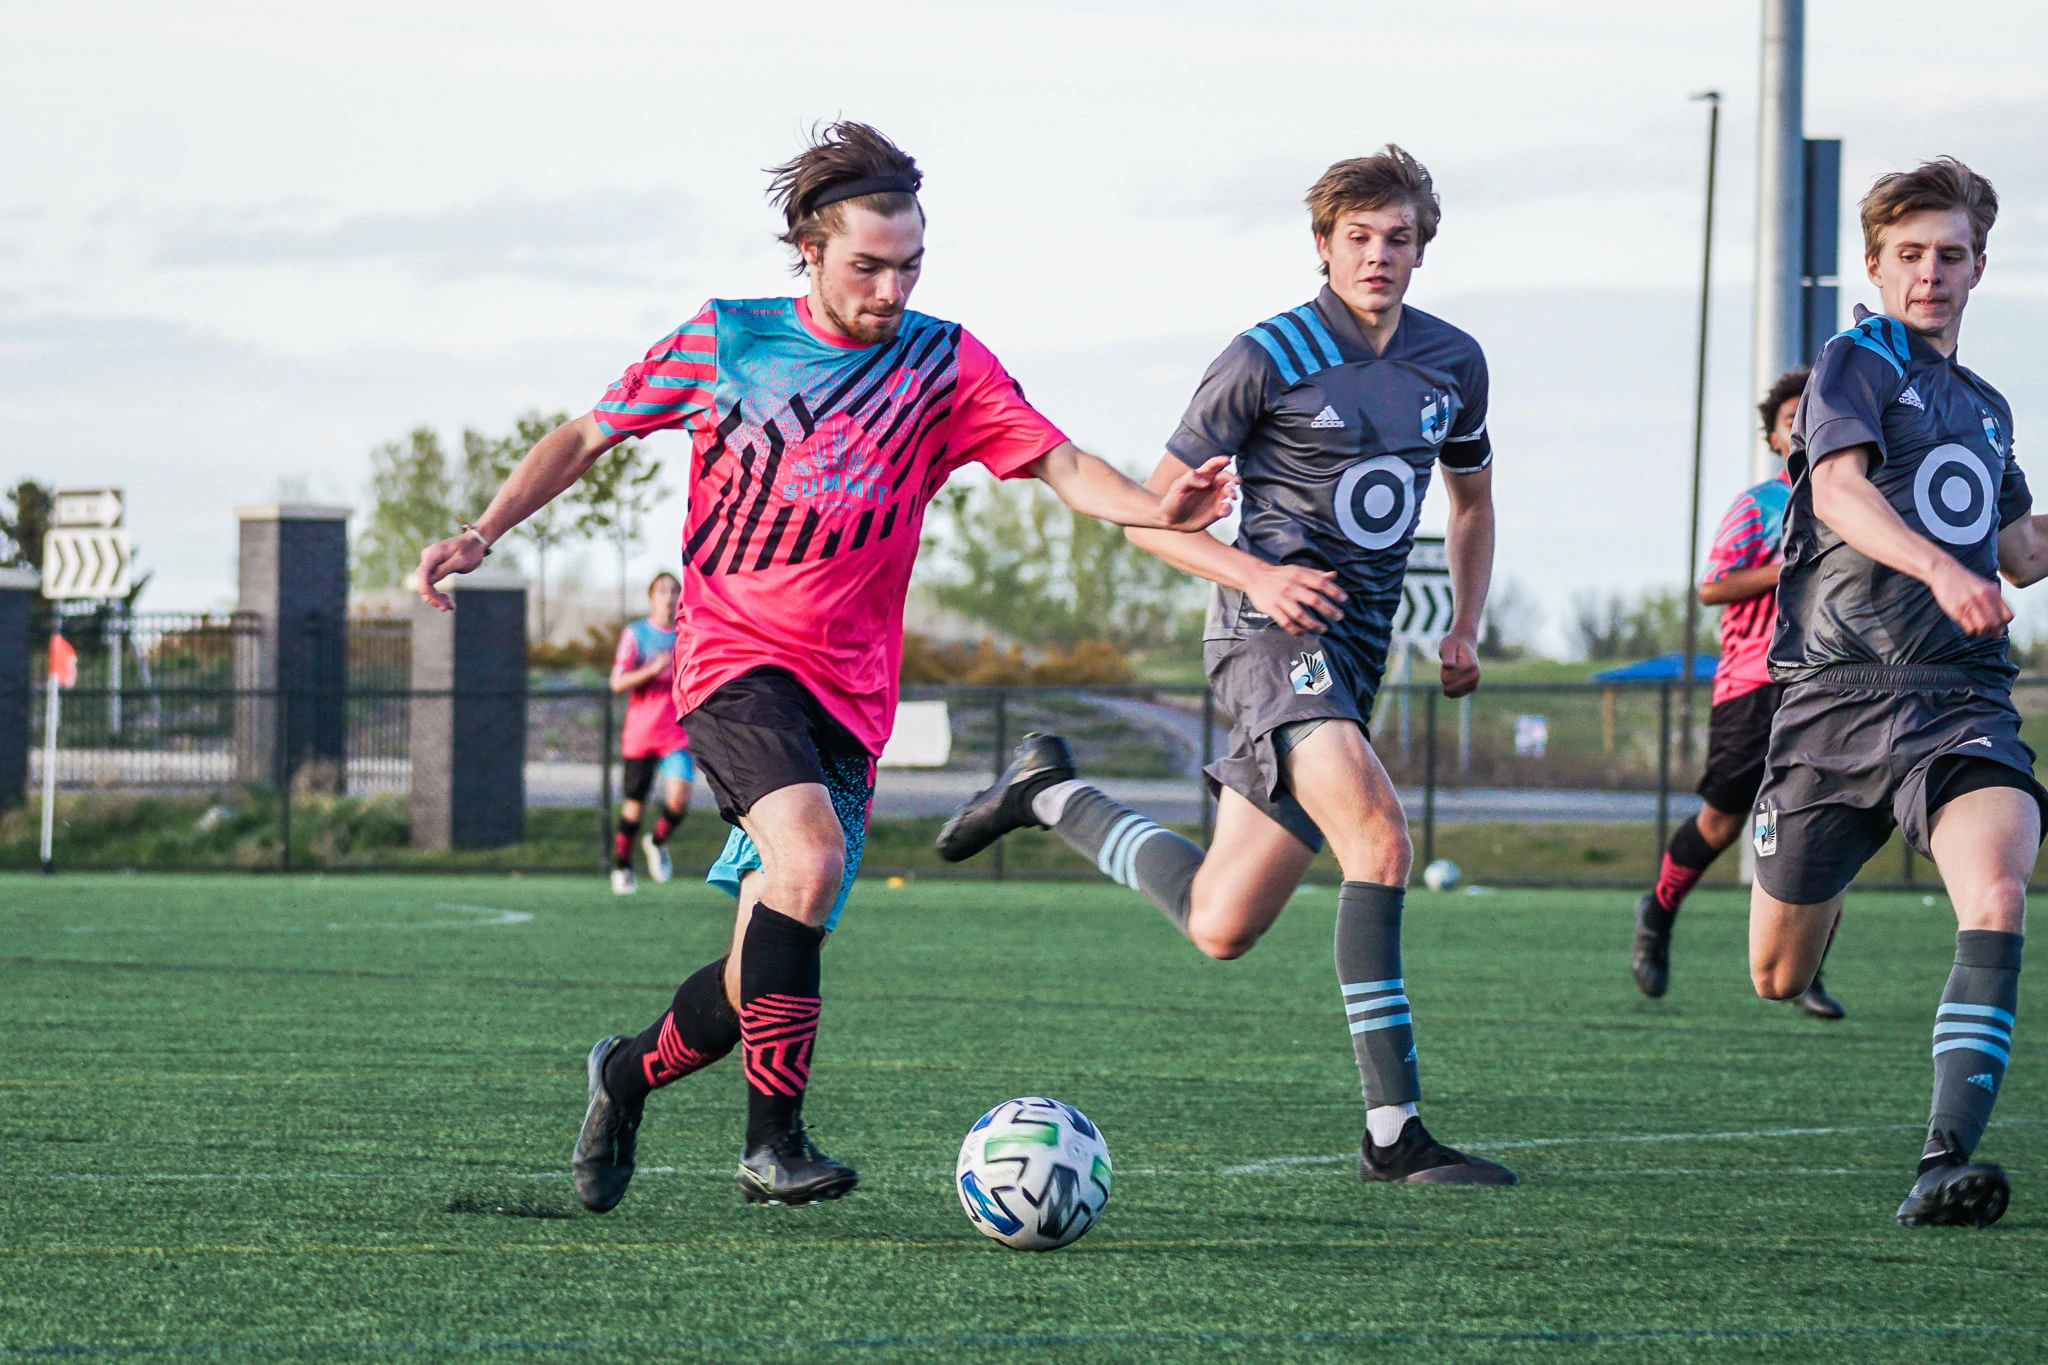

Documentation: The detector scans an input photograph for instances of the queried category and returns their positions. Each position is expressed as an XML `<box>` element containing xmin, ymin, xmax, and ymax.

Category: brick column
<box><xmin>233</xmin><ymin>504</ymin><xmax>349</xmax><ymax>789</ymax></box>
<box><xmin>409</xmin><ymin>571</ymin><xmax>527</xmax><ymax>850</ymax></box>
<box><xmin>0</xmin><ymin>569</ymin><xmax>37</xmax><ymax>813</ymax></box>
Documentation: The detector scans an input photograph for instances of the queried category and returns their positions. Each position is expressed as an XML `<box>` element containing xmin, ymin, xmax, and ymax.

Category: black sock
<box><xmin>1648</xmin><ymin>816</ymin><xmax>1719</xmax><ymax>923</ymax></box>
<box><xmin>740</xmin><ymin>906</ymin><xmax>826</xmax><ymax>1148</ymax></box>
<box><xmin>652</xmin><ymin>803</ymin><xmax>687</xmax><ymax>844</ymax></box>
<box><xmin>604</xmin><ymin>957</ymin><xmax>739</xmax><ymax>1105</ymax></box>
<box><xmin>1334</xmin><ymin>881</ymin><xmax>1421</xmax><ymax>1108</ymax></box>
<box><xmin>1922</xmin><ymin>930</ymin><xmax>2022</xmax><ymax>1169</ymax></box>
<box><xmin>612</xmin><ymin>816</ymin><xmax>641</xmax><ymax>870</ymax></box>
<box><xmin>1040</xmin><ymin>782</ymin><xmax>1204</xmax><ymax>937</ymax></box>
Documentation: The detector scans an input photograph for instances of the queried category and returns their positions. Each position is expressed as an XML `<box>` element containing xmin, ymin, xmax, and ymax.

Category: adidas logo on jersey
<box><xmin>1310</xmin><ymin>405</ymin><xmax>1345</xmax><ymax>429</ymax></box>
<box><xmin>1899</xmin><ymin>385</ymin><xmax>1925</xmax><ymax>410</ymax></box>
<box><xmin>1966</xmin><ymin>1072</ymin><xmax>1998</xmax><ymax>1093</ymax></box>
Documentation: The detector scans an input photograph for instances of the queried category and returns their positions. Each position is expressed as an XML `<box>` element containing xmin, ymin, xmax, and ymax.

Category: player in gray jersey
<box><xmin>1747</xmin><ymin>159</ymin><xmax>2048</xmax><ymax>1228</ymax></box>
<box><xmin>936</xmin><ymin>148</ymin><xmax>1513</xmax><ymax>1186</ymax></box>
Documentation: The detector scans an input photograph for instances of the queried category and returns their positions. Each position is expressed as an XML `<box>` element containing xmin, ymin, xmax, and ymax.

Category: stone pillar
<box><xmin>409</xmin><ymin>571</ymin><xmax>527</xmax><ymax>849</ymax></box>
<box><xmin>233</xmin><ymin>504</ymin><xmax>350</xmax><ymax>789</ymax></box>
<box><xmin>0</xmin><ymin>569</ymin><xmax>37</xmax><ymax>813</ymax></box>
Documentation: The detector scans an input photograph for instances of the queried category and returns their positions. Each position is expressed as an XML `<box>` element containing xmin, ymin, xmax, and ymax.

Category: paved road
<box><xmin>39</xmin><ymin>750</ymin><xmax>1700</xmax><ymax>826</ymax></box>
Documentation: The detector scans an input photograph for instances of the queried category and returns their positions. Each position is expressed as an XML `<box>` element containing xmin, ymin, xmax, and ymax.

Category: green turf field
<box><xmin>2</xmin><ymin>875</ymin><xmax>2044</xmax><ymax>1361</ymax></box>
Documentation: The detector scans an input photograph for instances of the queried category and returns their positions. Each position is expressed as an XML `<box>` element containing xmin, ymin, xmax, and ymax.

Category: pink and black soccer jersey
<box><xmin>593</xmin><ymin>296</ymin><xmax>1066</xmax><ymax>756</ymax></box>
<box><xmin>611</xmin><ymin>617</ymin><xmax>690</xmax><ymax>760</ymax></box>
<box><xmin>1703</xmin><ymin>469</ymin><xmax>1792</xmax><ymax>706</ymax></box>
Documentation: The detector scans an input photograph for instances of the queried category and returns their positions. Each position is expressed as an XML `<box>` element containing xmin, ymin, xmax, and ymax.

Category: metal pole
<box><xmin>1680</xmin><ymin>92</ymin><xmax>1721</xmax><ymax>766</ymax></box>
<box><xmin>1458</xmin><ymin>694</ymin><xmax>1471</xmax><ymax>776</ymax></box>
<box><xmin>39</xmin><ymin>664</ymin><xmax>59</xmax><ymax>873</ymax></box>
<box><xmin>276</xmin><ymin>682</ymin><xmax>292</xmax><ymax>872</ymax></box>
<box><xmin>1656</xmin><ymin>683</ymin><xmax>1673</xmax><ymax>862</ymax></box>
<box><xmin>1200</xmin><ymin>689</ymin><xmax>1215</xmax><ymax>844</ymax></box>
<box><xmin>599</xmin><ymin>686</ymin><xmax>615</xmax><ymax>872</ymax></box>
<box><xmin>1422</xmin><ymin>686</ymin><xmax>1438</xmax><ymax>874</ymax></box>
<box><xmin>1754</xmin><ymin>0</ymin><xmax>1806</xmax><ymax>484</ymax></box>
<box><xmin>991</xmin><ymin>689</ymin><xmax>1008</xmax><ymax>882</ymax></box>
<box><xmin>108</xmin><ymin>605</ymin><xmax>123</xmax><ymax>737</ymax></box>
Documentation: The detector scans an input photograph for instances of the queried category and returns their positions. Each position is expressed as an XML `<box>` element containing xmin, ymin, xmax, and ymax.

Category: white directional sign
<box><xmin>1391</xmin><ymin>535</ymin><xmax>1453</xmax><ymax>655</ymax></box>
<box><xmin>51</xmin><ymin>488</ymin><xmax>125</xmax><ymax>529</ymax></box>
<box><xmin>43</xmin><ymin>529</ymin><xmax>132</xmax><ymax>598</ymax></box>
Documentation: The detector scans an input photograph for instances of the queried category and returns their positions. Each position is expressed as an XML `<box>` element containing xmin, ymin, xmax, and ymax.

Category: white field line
<box><xmin>61</xmin><ymin>903</ymin><xmax>531</xmax><ymax>934</ymax></box>
<box><xmin>25</xmin><ymin>1120</ymin><xmax>2041</xmax><ymax>1185</ymax></box>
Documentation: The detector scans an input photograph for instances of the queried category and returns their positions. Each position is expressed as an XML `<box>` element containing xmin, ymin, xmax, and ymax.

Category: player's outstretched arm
<box><xmin>1997</xmin><ymin>514</ymin><xmax>2048</xmax><ymax>588</ymax></box>
<box><xmin>1811</xmin><ymin>444</ymin><xmax>2011</xmax><ymax>636</ymax></box>
<box><xmin>1027</xmin><ymin>441</ymin><xmax>1236</xmax><ymax>533</ymax></box>
<box><xmin>414</xmin><ymin>412</ymin><xmax>619</xmax><ymax>611</ymax></box>
<box><xmin>1121</xmin><ymin>454</ymin><xmax>1346</xmax><ymax>637</ymax></box>
<box><xmin>1438</xmin><ymin>464</ymin><xmax>1493</xmax><ymax>698</ymax></box>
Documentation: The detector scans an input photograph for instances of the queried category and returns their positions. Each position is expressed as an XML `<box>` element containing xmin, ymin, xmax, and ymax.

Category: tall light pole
<box><xmin>1680</xmin><ymin>91</ymin><xmax>1721</xmax><ymax>763</ymax></box>
<box><xmin>1753</xmin><ymin>0</ymin><xmax>1805</xmax><ymax>482</ymax></box>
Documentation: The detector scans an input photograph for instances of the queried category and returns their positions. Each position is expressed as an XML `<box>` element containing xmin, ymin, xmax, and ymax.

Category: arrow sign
<box><xmin>51</xmin><ymin>487</ymin><xmax>124</xmax><ymax>529</ymax></box>
<box><xmin>1391</xmin><ymin>535</ymin><xmax>1453</xmax><ymax>656</ymax></box>
<box><xmin>41</xmin><ymin>527</ymin><xmax>131</xmax><ymax>599</ymax></box>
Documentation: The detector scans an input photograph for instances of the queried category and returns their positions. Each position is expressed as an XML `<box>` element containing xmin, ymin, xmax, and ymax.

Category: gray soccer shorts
<box><xmin>1203</xmin><ymin>626</ymin><xmax>1383</xmax><ymax>853</ymax></box>
<box><xmin>1751</xmin><ymin>665</ymin><xmax>2048</xmax><ymax>905</ymax></box>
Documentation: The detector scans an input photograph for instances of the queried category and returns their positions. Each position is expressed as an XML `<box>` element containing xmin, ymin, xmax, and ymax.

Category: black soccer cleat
<box><xmin>1791</xmin><ymin>971</ymin><xmax>1846</xmax><ymax>1020</ymax></box>
<box><xmin>737</xmin><ymin>1125</ymin><xmax>860</xmax><ymax>1206</ymax></box>
<box><xmin>571</xmin><ymin>1035</ymin><xmax>643</xmax><ymax>1214</ymax></box>
<box><xmin>1359</xmin><ymin>1116</ymin><xmax>1518</xmax><ymax>1186</ymax></box>
<box><xmin>1631</xmin><ymin>893</ymin><xmax>1673</xmax><ymax>998</ymax></box>
<box><xmin>935</xmin><ymin>732</ymin><xmax>1076</xmax><ymax>863</ymax></box>
<box><xmin>1897</xmin><ymin>1153</ymin><xmax>2009</xmax><ymax>1228</ymax></box>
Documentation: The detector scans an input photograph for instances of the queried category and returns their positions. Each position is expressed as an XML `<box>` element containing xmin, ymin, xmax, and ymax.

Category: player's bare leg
<box><xmin>1748</xmin><ymin>888</ymin><xmax>1844</xmax><ymax>1002</ymax></box>
<box><xmin>1180</xmin><ymin>789</ymin><xmax>1314</xmax><ymax>960</ymax></box>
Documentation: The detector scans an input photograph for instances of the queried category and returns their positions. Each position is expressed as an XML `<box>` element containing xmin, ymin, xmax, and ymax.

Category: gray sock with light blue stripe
<box><xmin>1337</xmin><ymin>881</ymin><xmax>1421</xmax><ymax>1108</ymax></box>
<box><xmin>1036</xmin><ymin>782</ymin><xmax>1203</xmax><ymax>936</ymax></box>
<box><xmin>1925</xmin><ymin>929</ymin><xmax>2022</xmax><ymax>1163</ymax></box>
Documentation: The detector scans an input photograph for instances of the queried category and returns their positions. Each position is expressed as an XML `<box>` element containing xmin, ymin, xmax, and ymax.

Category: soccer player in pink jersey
<box><xmin>1630</xmin><ymin>369</ymin><xmax>1846</xmax><ymax>1018</ymax></box>
<box><xmin>607</xmin><ymin>571</ymin><xmax>694</xmax><ymax>896</ymax></box>
<box><xmin>413</xmin><ymin>123</ymin><xmax>1234</xmax><ymax>1210</ymax></box>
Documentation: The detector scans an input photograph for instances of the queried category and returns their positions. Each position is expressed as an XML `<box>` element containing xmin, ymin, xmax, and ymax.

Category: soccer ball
<box><xmin>955</xmin><ymin>1097</ymin><xmax>1112</xmax><ymax>1251</ymax></box>
<box><xmin>1423</xmin><ymin>858</ymin><xmax>1461</xmax><ymax>891</ymax></box>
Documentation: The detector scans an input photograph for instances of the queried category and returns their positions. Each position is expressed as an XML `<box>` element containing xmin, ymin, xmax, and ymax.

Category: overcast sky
<box><xmin>7</xmin><ymin>1</ymin><xmax>2048</xmax><ymax>650</ymax></box>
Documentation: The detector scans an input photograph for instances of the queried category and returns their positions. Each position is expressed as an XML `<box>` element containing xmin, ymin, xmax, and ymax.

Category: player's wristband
<box><xmin>459</xmin><ymin>523</ymin><xmax>493</xmax><ymax>557</ymax></box>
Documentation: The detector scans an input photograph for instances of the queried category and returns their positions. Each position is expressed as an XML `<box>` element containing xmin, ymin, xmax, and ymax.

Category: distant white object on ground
<box><xmin>1423</xmin><ymin>859</ymin><xmax>1462</xmax><ymax>891</ymax></box>
<box><xmin>879</xmin><ymin>701</ymin><xmax>952</xmax><ymax>768</ymax></box>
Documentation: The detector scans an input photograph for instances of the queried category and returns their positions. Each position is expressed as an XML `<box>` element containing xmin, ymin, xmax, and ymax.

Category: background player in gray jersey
<box><xmin>1747</xmin><ymin>159</ymin><xmax>2048</xmax><ymax>1228</ymax></box>
<box><xmin>937</xmin><ymin>148</ymin><xmax>1513</xmax><ymax>1186</ymax></box>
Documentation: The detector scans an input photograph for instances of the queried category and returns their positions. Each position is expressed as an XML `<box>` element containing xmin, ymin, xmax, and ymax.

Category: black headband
<box><xmin>804</xmin><ymin>174</ymin><xmax>919</xmax><ymax>214</ymax></box>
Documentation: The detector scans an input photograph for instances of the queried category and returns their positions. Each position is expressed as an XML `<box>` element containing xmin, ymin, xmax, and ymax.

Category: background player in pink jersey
<box><xmin>1631</xmin><ymin>368</ymin><xmax>1846</xmax><ymax>1019</ymax></box>
<box><xmin>607</xmin><ymin>571</ymin><xmax>694</xmax><ymax>896</ymax></box>
<box><xmin>412</xmin><ymin>123</ymin><xmax>1234</xmax><ymax>1211</ymax></box>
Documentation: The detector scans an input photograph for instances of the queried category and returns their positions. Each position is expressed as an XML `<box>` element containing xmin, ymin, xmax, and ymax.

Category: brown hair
<box><xmin>1859</xmin><ymin>157</ymin><xmax>1998</xmax><ymax>259</ymax></box>
<box><xmin>1305</xmin><ymin>145</ymin><xmax>1441</xmax><ymax>276</ymax></box>
<box><xmin>1758</xmin><ymin>368</ymin><xmax>1810</xmax><ymax>438</ymax></box>
<box><xmin>766</xmin><ymin>122</ymin><xmax>923</xmax><ymax>274</ymax></box>
<box><xmin>647</xmin><ymin>571</ymin><xmax>680</xmax><ymax>595</ymax></box>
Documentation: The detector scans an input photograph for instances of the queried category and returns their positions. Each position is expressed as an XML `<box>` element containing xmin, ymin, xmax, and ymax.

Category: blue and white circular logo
<box><xmin>1912</xmin><ymin>443</ymin><xmax>1995</xmax><ymax>547</ymax></box>
<box><xmin>1335</xmin><ymin>455</ymin><xmax>1416</xmax><ymax>551</ymax></box>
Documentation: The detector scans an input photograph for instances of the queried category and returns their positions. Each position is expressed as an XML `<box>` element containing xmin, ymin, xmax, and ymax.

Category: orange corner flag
<box><xmin>49</xmin><ymin>634</ymin><xmax>77</xmax><ymax>689</ymax></box>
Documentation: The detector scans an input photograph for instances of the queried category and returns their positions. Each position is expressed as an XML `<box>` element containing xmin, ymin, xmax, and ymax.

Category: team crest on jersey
<box><xmin>1419</xmin><ymin>391</ymin><xmax>1453</xmax><ymax>446</ymax></box>
<box><xmin>1984</xmin><ymin>413</ymin><xmax>2006</xmax><ymax>456</ymax></box>
<box><xmin>1752</xmin><ymin>806</ymin><xmax>1778</xmax><ymax>858</ymax></box>
<box><xmin>1288</xmin><ymin>650</ymin><xmax>1333</xmax><ymax>695</ymax></box>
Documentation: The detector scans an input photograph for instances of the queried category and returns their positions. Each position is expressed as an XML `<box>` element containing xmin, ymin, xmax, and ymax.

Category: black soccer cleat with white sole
<box><xmin>1360</xmin><ymin>1116</ymin><xmax>1518</xmax><ymax>1186</ymax></box>
<box><xmin>1791</xmin><ymin>971</ymin><xmax>1846</xmax><ymax>1020</ymax></box>
<box><xmin>1631</xmin><ymin>892</ymin><xmax>1672</xmax><ymax>998</ymax></box>
<box><xmin>1897</xmin><ymin>1153</ymin><xmax>2010</xmax><ymax>1228</ymax></box>
<box><xmin>571</xmin><ymin>1035</ymin><xmax>643</xmax><ymax>1213</ymax></box>
<box><xmin>737</xmin><ymin>1125</ymin><xmax>860</xmax><ymax>1206</ymax></box>
<box><xmin>935</xmin><ymin>732</ymin><xmax>1076</xmax><ymax>863</ymax></box>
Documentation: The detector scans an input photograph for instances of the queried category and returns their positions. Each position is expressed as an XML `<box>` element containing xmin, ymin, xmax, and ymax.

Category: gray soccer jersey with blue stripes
<box><xmin>1167</xmin><ymin>286</ymin><xmax>1491</xmax><ymax>687</ymax></box>
<box><xmin>1774</xmin><ymin>304</ymin><xmax>2030</xmax><ymax>686</ymax></box>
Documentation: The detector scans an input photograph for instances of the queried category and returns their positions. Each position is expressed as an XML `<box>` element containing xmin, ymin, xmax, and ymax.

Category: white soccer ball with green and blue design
<box><xmin>956</xmin><ymin>1096</ymin><xmax>1112</xmax><ymax>1251</ymax></box>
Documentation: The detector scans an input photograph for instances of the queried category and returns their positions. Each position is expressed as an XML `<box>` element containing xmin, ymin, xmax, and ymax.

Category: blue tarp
<box><xmin>1590</xmin><ymin>653</ymin><xmax>1720</xmax><ymax>682</ymax></box>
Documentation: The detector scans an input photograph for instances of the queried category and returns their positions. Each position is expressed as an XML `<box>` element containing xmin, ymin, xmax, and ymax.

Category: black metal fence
<box><xmin>18</xmin><ymin>620</ymin><xmax>2048</xmax><ymax>886</ymax></box>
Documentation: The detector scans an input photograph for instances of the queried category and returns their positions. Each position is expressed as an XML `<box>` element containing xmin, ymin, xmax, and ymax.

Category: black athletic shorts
<box><xmin>1696</xmin><ymin>683</ymin><xmax>1783</xmax><ymax>814</ymax></box>
<box><xmin>1751</xmin><ymin>665</ymin><xmax>2048</xmax><ymax>904</ymax></box>
<box><xmin>1202</xmin><ymin>625</ymin><xmax>1382</xmax><ymax>853</ymax></box>
<box><xmin>682</xmin><ymin>667</ymin><xmax>874</xmax><ymax>824</ymax></box>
